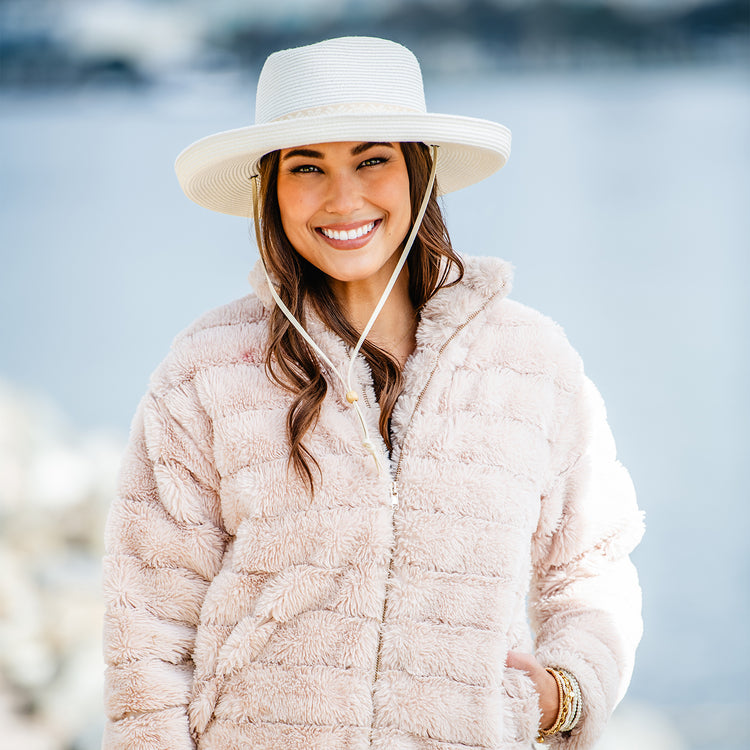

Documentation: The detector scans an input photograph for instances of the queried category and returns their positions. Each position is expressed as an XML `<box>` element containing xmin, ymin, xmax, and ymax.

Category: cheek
<box><xmin>369</xmin><ymin>168</ymin><xmax>410</xmax><ymax>218</ymax></box>
<box><xmin>277</xmin><ymin>189</ymin><xmax>309</xmax><ymax>239</ymax></box>
<box><xmin>386</xmin><ymin>176</ymin><xmax>412</xmax><ymax>237</ymax></box>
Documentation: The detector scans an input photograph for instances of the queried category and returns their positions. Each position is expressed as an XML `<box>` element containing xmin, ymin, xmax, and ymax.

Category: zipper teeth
<box><xmin>361</xmin><ymin>381</ymin><xmax>371</xmax><ymax>409</ymax></box>
<box><xmin>368</xmin><ymin>294</ymin><xmax>498</xmax><ymax>742</ymax></box>
<box><xmin>373</xmin><ymin>556</ymin><xmax>393</xmax><ymax>669</ymax></box>
<box><xmin>370</xmin><ymin>513</ymin><xmax>395</xmax><ymax>744</ymax></box>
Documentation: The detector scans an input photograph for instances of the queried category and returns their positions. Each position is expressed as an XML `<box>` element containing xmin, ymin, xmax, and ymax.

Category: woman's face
<box><xmin>276</xmin><ymin>141</ymin><xmax>411</xmax><ymax>287</ymax></box>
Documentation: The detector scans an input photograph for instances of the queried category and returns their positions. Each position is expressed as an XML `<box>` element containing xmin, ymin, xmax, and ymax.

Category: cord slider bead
<box><xmin>346</xmin><ymin>390</ymin><xmax>359</xmax><ymax>404</ymax></box>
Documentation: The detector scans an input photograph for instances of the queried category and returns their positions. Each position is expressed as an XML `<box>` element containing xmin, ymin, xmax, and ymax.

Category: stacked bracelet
<box><xmin>536</xmin><ymin>667</ymin><xmax>582</xmax><ymax>743</ymax></box>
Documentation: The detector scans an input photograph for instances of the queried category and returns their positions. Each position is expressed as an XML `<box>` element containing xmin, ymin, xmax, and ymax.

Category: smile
<box><xmin>319</xmin><ymin>221</ymin><xmax>376</xmax><ymax>241</ymax></box>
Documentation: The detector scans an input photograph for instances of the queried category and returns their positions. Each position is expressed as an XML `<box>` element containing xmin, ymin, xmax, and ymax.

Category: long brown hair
<box><xmin>256</xmin><ymin>142</ymin><xmax>463</xmax><ymax>489</ymax></box>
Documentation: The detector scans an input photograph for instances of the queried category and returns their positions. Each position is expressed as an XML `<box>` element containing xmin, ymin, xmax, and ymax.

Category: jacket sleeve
<box><xmin>529</xmin><ymin>373</ymin><xmax>644</xmax><ymax>749</ymax></box>
<box><xmin>102</xmin><ymin>378</ymin><xmax>227</xmax><ymax>750</ymax></box>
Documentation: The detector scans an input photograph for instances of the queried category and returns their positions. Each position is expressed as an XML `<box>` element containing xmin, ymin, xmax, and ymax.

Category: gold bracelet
<box><xmin>536</xmin><ymin>666</ymin><xmax>582</xmax><ymax>742</ymax></box>
<box><xmin>536</xmin><ymin>668</ymin><xmax>569</xmax><ymax>743</ymax></box>
<box><xmin>557</xmin><ymin>668</ymin><xmax>582</xmax><ymax>732</ymax></box>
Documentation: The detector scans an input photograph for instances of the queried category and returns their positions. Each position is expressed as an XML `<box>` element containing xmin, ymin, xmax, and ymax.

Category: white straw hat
<box><xmin>175</xmin><ymin>36</ymin><xmax>511</xmax><ymax>217</ymax></box>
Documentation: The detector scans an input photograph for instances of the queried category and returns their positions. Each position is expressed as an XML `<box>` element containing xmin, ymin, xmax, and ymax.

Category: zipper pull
<box><xmin>390</xmin><ymin>481</ymin><xmax>399</xmax><ymax>509</ymax></box>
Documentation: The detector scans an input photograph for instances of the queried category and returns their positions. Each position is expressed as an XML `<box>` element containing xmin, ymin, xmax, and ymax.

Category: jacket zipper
<box><xmin>367</xmin><ymin>293</ymin><xmax>498</xmax><ymax>743</ymax></box>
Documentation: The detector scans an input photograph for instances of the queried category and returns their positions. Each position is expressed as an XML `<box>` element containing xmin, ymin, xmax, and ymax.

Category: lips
<box><xmin>320</xmin><ymin>221</ymin><xmax>375</xmax><ymax>241</ymax></box>
<box><xmin>316</xmin><ymin>219</ymin><xmax>380</xmax><ymax>245</ymax></box>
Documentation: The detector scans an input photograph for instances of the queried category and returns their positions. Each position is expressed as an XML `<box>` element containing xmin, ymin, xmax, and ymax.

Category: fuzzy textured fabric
<box><xmin>102</xmin><ymin>256</ymin><xmax>643</xmax><ymax>750</ymax></box>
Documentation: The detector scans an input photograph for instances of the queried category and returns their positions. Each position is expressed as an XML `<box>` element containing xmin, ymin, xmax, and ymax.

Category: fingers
<box><xmin>506</xmin><ymin>651</ymin><xmax>561</xmax><ymax>730</ymax></box>
<box><xmin>505</xmin><ymin>650</ymin><xmax>536</xmax><ymax>674</ymax></box>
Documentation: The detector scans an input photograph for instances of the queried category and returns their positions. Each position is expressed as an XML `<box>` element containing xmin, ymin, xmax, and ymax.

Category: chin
<box><xmin>326</xmin><ymin>262</ymin><xmax>392</xmax><ymax>286</ymax></box>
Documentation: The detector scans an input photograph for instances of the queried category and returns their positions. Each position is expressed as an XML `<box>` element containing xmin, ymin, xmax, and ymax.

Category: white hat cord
<box><xmin>250</xmin><ymin>145</ymin><xmax>439</xmax><ymax>471</ymax></box>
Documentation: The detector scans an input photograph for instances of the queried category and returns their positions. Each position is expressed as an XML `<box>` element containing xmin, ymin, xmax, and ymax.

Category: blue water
<box><xmin>1</xmin><ymin>64</ymin><xmax>748</xmax><ymax>747</ymax></box>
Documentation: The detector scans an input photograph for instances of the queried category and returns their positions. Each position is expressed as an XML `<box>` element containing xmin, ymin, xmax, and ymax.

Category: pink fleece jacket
<box><xmin>102</xmin><ymin>256</ymin><xmax>643</xmax><ymax>749</ymax></box>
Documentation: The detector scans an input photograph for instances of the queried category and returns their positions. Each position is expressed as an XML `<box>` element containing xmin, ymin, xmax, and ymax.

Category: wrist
<box><xmin>539</xmin><ymin>668</ymin><xmax>560</xmax><ymax>730</ymax></box>
<box><xmin>536</xmin><ymin>667</ymin><xmax>582</xmax><ymax>743</ymax></box>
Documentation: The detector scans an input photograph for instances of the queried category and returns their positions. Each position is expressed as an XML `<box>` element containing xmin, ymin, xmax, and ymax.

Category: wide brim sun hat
<box><xmin>175</xmin><ymin>36</ymin><xmax>511</xmax><ymax>217</ymax></box>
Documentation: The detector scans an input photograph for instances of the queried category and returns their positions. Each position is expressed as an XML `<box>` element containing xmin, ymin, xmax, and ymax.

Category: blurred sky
<box><xmin>1</xmin><ymin>2</ymin><xmax>749</xmax><ymax>749</ymax></box>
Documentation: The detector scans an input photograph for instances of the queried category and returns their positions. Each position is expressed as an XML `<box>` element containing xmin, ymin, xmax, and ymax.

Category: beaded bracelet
<box><xmin>557</xmin><ymin>668</ymin><xmax>582</xmax><ymax>732</ymax></box>
<box><xmin>535</xmin><ymin>667</ymin><xmax>582</xmax><ymax>743</ymax></box>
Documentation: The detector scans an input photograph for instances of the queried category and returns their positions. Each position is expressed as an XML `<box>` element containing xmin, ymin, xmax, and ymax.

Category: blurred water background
<box><xmin>1</xmin><ymin>1</ymin><xmax>748</xmax><ymax>748</ymax></box>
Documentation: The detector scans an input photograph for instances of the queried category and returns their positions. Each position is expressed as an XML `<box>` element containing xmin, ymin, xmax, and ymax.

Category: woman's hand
<box><xmin>506</xmin><ymin>651</ymin><xmax>560</xmax><ymax>731</ymax></box>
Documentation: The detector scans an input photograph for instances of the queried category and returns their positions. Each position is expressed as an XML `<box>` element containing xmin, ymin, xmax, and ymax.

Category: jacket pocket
<box><xmin>502</xmin><ymin>666</ymin><xmax>542</xmax><ymax>745</ymax></box>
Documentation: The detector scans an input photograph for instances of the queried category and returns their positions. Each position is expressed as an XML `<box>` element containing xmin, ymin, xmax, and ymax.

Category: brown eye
<box><xmin>359</xmin><ymin>157</ymin><xmax>388</xmax><ymax>169</ymax></box>
<box><xmin>290</xmin><ymin>164</ymin><xmax>321</xmax><ymax>174</ymax></box>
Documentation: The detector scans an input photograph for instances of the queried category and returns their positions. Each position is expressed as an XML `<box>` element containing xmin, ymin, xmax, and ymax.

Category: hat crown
<box><xmin>255</xmin><ymin>36</ymin><xmax>427</xmax><ymax>125</ymax></box>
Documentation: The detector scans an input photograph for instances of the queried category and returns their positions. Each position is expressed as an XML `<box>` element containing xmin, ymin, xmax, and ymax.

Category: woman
<box><xmin>103</xmin><ymin>37</ymin><xmax>643</xmax><ymax>749</ymax></box>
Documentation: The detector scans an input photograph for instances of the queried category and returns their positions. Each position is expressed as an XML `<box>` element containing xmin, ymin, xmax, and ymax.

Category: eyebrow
<box><xmin>281</xmin><ymin>142</ymin><xmax>394</xmax><ymax>161</ymax></box>
<box><xmin>351</xmin><ymin>141</ymin><xmax>394</xmax><ymax>155</ymax></box>
<box><xmin>281</xmin><ymin>147</ymin><xmax>324</xmax><ymax>161</ymax></box>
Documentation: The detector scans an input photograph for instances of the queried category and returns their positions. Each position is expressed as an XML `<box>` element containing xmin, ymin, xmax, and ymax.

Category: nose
<box><xmin>324</xmin><ymin>169</ymin><xmax>364</xmax><ymax>216</ymax></box>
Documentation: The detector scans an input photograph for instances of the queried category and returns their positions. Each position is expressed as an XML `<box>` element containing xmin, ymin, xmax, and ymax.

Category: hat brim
<box><xmin>175</xmin><ymin>112</ymin><xmax>511</xmax><ymax>217</ymax></box>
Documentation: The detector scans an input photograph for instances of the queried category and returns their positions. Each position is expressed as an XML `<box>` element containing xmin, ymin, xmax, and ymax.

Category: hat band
<box><xmin>267</xmin><ymin>101</ymin><xmax>423</xmax><ymax>123</ymax></box>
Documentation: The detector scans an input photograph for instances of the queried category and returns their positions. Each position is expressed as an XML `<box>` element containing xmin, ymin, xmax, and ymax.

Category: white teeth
<box><xmin>321</xmin><ymin>222</ymin><xmax>375</xmax><ymax>240</ymax></box>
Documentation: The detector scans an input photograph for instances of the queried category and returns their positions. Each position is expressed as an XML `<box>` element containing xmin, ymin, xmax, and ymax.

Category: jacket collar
<box><xmin>249</xmin><ymin>255</ymin><xmax>512</xmax><ymax>320</ymax></box>
<box><xmin>416</xmin><ymin>255</ymin><xmax>512</xmax><ymax>347</ymax></box>
<box><xmin>248</xmin><ymin>254</ymin><xmax>513</xmax><ymax>371</ymax></box>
